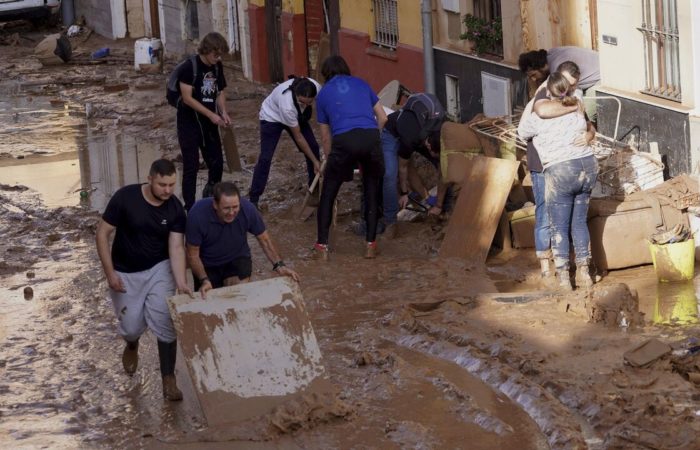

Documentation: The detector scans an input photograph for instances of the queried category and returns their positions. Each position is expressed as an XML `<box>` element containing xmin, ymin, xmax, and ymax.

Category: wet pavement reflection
<box><xmin>0</xmin><ymin>81</ymin><xmax>166</xmax><ymax>210</ymax></box>
<box><xmin>616</xmin><ymin>265</ymin><xmax>700</xmax><ymax>325</ymax></box>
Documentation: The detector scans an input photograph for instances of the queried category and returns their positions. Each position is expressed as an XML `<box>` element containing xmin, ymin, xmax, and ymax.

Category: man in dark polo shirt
<box><xmin>95</xmin><ymin>159</ymin><xmax>192</xmax><ymax>401</ymax></box>
<box><xmin>186</xmin><ymin>181</ymin><xmax>299</xmax><ymax>298</ymax></box>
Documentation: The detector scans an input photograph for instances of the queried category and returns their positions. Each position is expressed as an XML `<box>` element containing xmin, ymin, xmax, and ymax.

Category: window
<box><xmin>472</xmin><ymin>0</ymin><xmax>501</xmax><ymax>21</ymax></box>
<box><xmin>638</xmin><ymin>0</ymin><xmax>681</xmax><ymax>101</ymax></box>
<box><xmin>371</xmin><ymin>0</ymin><xmax>398</xmax><ymax>49</ymax></box>
<box><xmin>463</xmin><ymin>0</ymin><xmax>503</xmax><ymax>57</ymax></box>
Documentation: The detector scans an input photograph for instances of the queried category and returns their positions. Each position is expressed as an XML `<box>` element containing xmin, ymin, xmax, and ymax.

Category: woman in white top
<box><xmin>519</xmin><ymin>72</ymin><xmax>598</xmax><ymax>290</ymax></box>
<box><xmin>249</xmin><ymin>77</ymin><xmax>322</xmax><ymax>207</ymax></box>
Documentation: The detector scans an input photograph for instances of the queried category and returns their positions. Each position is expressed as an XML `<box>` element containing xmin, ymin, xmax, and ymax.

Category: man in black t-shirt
<box><xmin>95</xmin><ymin>159</ymin><xmax>192</xmax><ymax>401</ymax></box>
<box><xmin>177</xmin><ymin>32</ymin><xmax>231</xmax><ymax>210</ymax></box>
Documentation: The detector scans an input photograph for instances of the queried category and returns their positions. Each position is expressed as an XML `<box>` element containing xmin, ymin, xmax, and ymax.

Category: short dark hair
<box><xmin>149</xmin><ymin>159</ymin><xmax>177</xmax><ymax>177</ymax></box>
<box><xmin>556</xmin><ymin>61</ymin><xmax>581</xmax><ymax>80</ymax></box>
<box><xmin>213</xmin><ymin>181</ymin><xmax>240</xmax><ymax>202</ymax></box>
<box><xmin>293</xmin><ymin>78</ymin><xmax>317</xmax><ymax>98</ymax></box>
<box><xmin>321</xmin><ymin>55</ymin><xmax>351</xmax><ymax>82</ymax></box>
<box><xmin>198</xmin><ymin>32</ymin><xmax>229</xmax><ymax>55</ymax></box>
<box><xmin>518</xmin><ymin>49</ymin><xmax>548</xmax><ymax>73</ymax></box>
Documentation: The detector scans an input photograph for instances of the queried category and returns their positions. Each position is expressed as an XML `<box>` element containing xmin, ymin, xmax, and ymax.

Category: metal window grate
<box><xmin>637</xmin><ymin>0</ymin><xmax>681</xmax><ymax>102</ymax></box>
<box><xmin>372</xmin><ymin>0</ymin><xmax>398</xmax><ymax>49</ymax></box>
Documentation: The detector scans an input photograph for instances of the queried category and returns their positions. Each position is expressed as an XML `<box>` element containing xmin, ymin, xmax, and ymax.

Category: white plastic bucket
<box><xmin>134</xmin><ymin>38</ymin><xmax>162</xmax><ymax>70</ymax></box>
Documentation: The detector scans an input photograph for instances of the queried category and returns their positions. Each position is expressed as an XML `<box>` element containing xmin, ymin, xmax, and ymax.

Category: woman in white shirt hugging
<box><xmin>518</xmin><ymin>71</ymin><xmax>598</xmax><ymax>291</ymax></box>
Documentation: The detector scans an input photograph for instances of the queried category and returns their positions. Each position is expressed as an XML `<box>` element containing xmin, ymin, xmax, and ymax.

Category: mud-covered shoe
<box><xmin>311</xmin><ymin>243</ymin><xmax>329</xmax><ymax>261</ymax></box>
<box><xmin>162</xmin><ymin>374</ymin><xmax>183</xmax><ymax>401</ymax></box>
<box><xmin>576</xmin><ymin>264</ymin><xmax>595</xmax><ymax>290</ymax></box>
<box><xmin>364</xmin><ymin>241</ymin><xmax>378</xmax><ymax>259</ymax></box>
<box><xmin>556</xmin><ymin>271</ymin><xmax>573</xmax><ymax>291</ymax></box>
<box><xmin>122</xmin><ymin>341</ymin><xmax>139</xmax><ymax>376</ymax></box>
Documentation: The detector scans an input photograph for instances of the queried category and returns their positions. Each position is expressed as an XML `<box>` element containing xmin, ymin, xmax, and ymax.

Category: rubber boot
<box><xmin>162</xmin><ymin>374</ymin><xmax>183</xmax><ymax>401</ymax></box>
<box><xmin>556</xmin><ymin>270</ymin><xmax>573</xmax><ymax>291</ymax></box>
<box><xmin>539</xmin><ymin>258</ymin><xmax>552</xmax><ymax>278</ymax></box>
<box><xmin>576</xmin><ymin>264</ymin><xmax>594</xmax><ymax>290</ymax></box>
<box><xmin>122</xmin><ymin>339</ymin><xmax>139</xmax><ymax>376</ymax></box>
<box><xmin>158</xmin><ymin>340</ymin><xmax>182</xmax><ymax>401</ymax></box>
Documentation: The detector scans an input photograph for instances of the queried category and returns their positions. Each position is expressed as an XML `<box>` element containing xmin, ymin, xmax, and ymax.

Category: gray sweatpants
<box><xmin>109</xmin><ymin>259</ymin><xmax>177</xmax><ymax>343</ymax></box>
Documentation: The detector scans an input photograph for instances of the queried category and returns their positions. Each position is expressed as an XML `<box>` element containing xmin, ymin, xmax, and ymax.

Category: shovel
<box><xmin>298</xmin><ymin>160</ymin><xmax>326</xmax><ymax>221</ymax></box>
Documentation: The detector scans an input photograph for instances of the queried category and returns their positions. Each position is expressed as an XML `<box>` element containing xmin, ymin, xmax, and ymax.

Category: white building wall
<box><xmin>596</xmin><ymin>0</ymin><xmax>644</xmax><ymax>95</ymax></box>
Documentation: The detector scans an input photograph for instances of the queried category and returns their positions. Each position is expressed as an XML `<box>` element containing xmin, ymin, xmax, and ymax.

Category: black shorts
<box><xmin>194</xmin><ymin>256</ymin><xmax>253</xmax><ymax>291</ymax></box>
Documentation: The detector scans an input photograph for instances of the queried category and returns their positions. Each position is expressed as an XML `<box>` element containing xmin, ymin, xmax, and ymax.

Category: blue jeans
<box><xmin>381</xmin><ymin>129</ymin><xmax>400</xmax><ymax>225</ymax></box>
<box><xmin>249</xmin><ymin>120</ymin><xmax>320</xmax><ymax>204</ymax></box>
<box><xmin>545</xmin><ymin>155</ymin><xmax>598</xmax><ymax>271</ymax></box>
<box><xmin>531</xmin><ymin>171</ymin><xmax>551</xmax><ymax>258</ymax></box>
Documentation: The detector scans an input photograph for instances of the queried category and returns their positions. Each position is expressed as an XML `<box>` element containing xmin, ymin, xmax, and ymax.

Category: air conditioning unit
<box><xmin>481</xmin><ymin>72</ymin><xmax>512</xmax><ymax>117</ymax></box>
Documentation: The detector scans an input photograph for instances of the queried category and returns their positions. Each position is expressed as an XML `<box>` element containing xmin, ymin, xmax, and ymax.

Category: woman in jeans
<box><xmin>519</xmin><ymin>71</ymin><xmax>598</xmax><ymax>290</ymax></box>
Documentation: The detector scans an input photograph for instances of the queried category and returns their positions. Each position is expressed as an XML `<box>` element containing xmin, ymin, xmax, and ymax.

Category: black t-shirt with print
<box><xmin>102</xmin><ymin>184</ymin><xmax>187</xmax><ymax>273</ymax></box>
<box><xmin>177</xmin><ymin>55</ymin><xmax>227</xmax><ymax>120</ymax></box>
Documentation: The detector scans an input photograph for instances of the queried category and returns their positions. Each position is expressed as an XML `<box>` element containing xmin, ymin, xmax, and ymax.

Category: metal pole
<box><xmin>421</xmin><ymin>0</ymin><xmax>435</xmax><ymax>94</ymax></box>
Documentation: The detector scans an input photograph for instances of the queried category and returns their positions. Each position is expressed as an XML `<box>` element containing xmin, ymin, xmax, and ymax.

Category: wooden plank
<box><xmin>221</xmin><ymin>126</ymin><xmax>242</xmax><ymax>172</ymax></box>
<box><xmin>439</xmin><ymin>155</ymin><xmax>519</xmax><ymax>261</ymax></box>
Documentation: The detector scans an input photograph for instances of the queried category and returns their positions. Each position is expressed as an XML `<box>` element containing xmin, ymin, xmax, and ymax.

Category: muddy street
<box><xmin>1</xmin><ymin>27</ymin><xmax>700</xmax><ymax>450</ymax></box>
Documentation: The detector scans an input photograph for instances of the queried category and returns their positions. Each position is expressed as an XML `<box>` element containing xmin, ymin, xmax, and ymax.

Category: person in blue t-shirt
<box><xmin>312</xmin><ymin>56</ymin><xmax>387</xmax><ymax>260</ymax></box>
<box><xmin>185</xmin><ymin>181</ymin><xmax>299</xmax><ymax>298</ymax></box>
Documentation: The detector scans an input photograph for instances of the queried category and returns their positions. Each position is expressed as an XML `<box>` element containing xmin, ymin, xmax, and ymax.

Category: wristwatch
<box><xmin>199</xmin><ymin>276</ymin><xmax>210</xmax><ymax>284</ymax></box>
<box><xmin>272</xmin><ymin>260</ymin><xmax>286</xmax><ymax>271</ymax></box>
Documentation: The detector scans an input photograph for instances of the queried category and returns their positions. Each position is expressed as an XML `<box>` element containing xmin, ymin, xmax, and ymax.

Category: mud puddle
<box><xmin>610</xmin><ymin>265</ymin><xmax>700</xmax><ymax>325</ymax></box>
<box><xmin>0</xmin><ymin>81</ymin><xmax>168</xmax><ymax>210</ymax></box>
<box><xmin>489</xmin><ymin>256</ymin><xmax>700</xmax><ymax>326</ymax></box>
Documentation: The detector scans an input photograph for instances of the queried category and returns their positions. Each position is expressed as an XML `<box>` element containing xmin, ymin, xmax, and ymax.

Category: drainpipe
<box><xmin>61</xmin><ymin>0</ymin><xmax>75</xmax><ymax>26</ymax></box>
<box><xmin>421</xmin><ymin>0</ymin><xmax>435</xmax><ymax>94</ymax></box>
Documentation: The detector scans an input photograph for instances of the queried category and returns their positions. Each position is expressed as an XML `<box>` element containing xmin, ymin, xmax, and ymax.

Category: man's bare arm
<box><xmin>95</xmin><ymin>219</ymin><xmax>125</xmax><ymax>292</ymax></box>
<box><xmin>168</xmin><ymin>232</ymin><xmax>192</xmax><ymax>297</ymax></box>
<box><xmin>255</xmin><ymin>231</ymin><xmax>300</xmax><ymax>281</ymax></box>
<box><xmin>185</xmin><ymin>243</ymin><xmax>212</xmax><ymax>298</ymax></box>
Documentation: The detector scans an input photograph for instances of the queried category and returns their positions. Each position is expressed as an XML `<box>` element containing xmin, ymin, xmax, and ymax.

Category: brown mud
<box><xmin>1</xmin><ymin>25</ymin><xmax>700</xmax><ymax>449</ymax></box>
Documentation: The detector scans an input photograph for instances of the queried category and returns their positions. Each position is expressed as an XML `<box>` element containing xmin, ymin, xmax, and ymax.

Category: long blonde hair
<box><xmin>547</xmin><ymin>72</ymin><xmax>578</xmax><ymax>107</ymax></box>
